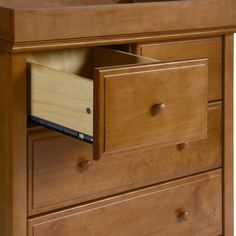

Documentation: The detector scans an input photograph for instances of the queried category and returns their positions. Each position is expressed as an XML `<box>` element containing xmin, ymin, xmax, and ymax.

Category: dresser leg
<box><xmin>0</xmin><ymin>52</ymin><xmax>27</xmax><ymax>236</ymax></box>
<box><xmin>223</xmin><ymin>34</ymin><xmax>234</xmax><ymax>236</ymax></box>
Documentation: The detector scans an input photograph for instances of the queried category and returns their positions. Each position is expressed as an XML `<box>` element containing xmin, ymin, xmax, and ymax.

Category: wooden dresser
<box><xmin>0</xmin><ymin>1</ymin><xmax>235</xmax><ymax>235</ymax></box>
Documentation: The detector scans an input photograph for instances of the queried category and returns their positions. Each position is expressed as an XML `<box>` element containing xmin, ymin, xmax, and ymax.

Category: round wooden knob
<box><xmin>78</xmin><ymin>160</ymin><xmax>93</xmax><ymax>170</ymax></box>
<box><xmin>177</xmin><ymin>142</ymin><xmax>189</xmax><ymax>151</ymax></box>
<box><xmin>151</xmin><ymin>103</ymin><xmax>166</xmax><ymax>116</ymax></box>
<box><xmin>177</xmin><ymin>210</ymin><xmax>189</xmax><ymax>222</ymax></box>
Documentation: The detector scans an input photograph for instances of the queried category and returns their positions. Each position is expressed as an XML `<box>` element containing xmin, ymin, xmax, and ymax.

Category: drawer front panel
<box><xmin>28</xmin><ymin>170</ymin><xmax>222</xmax><ymax>236</ymax></box>
<box><xmin>28</xmin><ymin>103</ymin><xmax>221</xmax><ymax>215</ymax></box>
<box><xmin>135</xmin><ymin>37</ymin><xmax>222</xmax><ymax>101</ymax></box>
<box><xmin>96</xmin><ymin>59</ymin><xmax>208</xmax><ymax>155</ymax></box>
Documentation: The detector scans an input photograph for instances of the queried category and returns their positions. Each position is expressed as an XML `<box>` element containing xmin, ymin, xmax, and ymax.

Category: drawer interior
<box><xmin>27</xmin><ymin>47</ymin><xmax>152</xmax><ymax>79</ymax></box>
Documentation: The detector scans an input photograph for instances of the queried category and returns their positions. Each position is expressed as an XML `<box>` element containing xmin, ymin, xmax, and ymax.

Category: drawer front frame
<box><xmin>28</xmin><ymin>103</ymin><xmax>222</xmax><ymax>216</ymax></box>
<box><xmin>134</xmin><ymin>37</ymin><xmax>222</xmax><ymax>101</ymax></box>
<box><xmin>95</xmin><ymin>59</ymin><xmax>208</xmax><ymax>159</ymax></box>
<box><xmin>28</xmin><ymin>170</ymin><xmax>222</xmax><ymax>236</ymax></box>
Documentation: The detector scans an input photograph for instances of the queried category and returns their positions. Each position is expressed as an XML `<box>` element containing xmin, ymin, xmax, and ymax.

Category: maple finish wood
<box><xmin>0</xmin><ymin>8</ymin><xmax>12</xmax><ymax>41</ymax></box>
<box><xmin>27</xmin><ymin>47</ymin><xmax>155</xmax><ymax>142</ymax></box>
<box><xmin>29</xmin><ymin>63</ymin><xmax>94</xmax><ymax>136</ymax></box>
<box><xmin>28</xmin><ymin>102</ymin><xmax>221</xmax><ymax>215</ymax></box>
<box><xmin>96</xmin><ymin>59</ymin><xmax>208</xmax><ymax>156</ymax></box>
<box><xmin>0</xmin><ymin>0</ymin><xmax>234</xmax><ymax>235</ymax></box>
<box><xmin>5</xmin><ymin>27</ymin><xmax>236</xmax><ymax>53</ymax></box>
<box><xmin>27</xmin><ymin>47</ymin><xmax>151</xmax><ymax>74</ymax></box>
<box><xmin>223</xmin><ymin>34</ymin><xmax>234</xmax><ymax>236</ymax></box>
<box><xmin>28</xmin><ymin>47</ymin><xmax>208</xmax><ymax>159</ymax></box>
<box><xmin>135</xmin><ymin>37</ymin><xmax>222</xmax><ymax>102</ymax></box>
<box><xmin>0</xmin><ymin>0</ymin><xmax>236</xmax><ymax>43</ymax></box>
<box><xmin>0</xmin><ymin>52</ymin><xmax>27</xmax><ymax>236</ymax></box>
<box><xmin>28</xmin><ymin>170</ymin><xmax>222</xmax><ymax>236</ymax></box>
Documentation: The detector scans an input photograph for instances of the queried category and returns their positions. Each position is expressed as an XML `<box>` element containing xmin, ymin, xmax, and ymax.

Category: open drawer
<box><xmin>27</xmin><ymin>47</ymin><xmax>208</xmax><ymax>160</ymax></box>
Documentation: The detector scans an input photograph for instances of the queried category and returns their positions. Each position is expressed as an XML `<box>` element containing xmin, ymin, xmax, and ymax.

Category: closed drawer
<box><xmin>27</xmin><ymin>47</ymin><xmax>208</xmax><ymax>159</ymax></box>
<box><xmin>28</xmin><ymin>102</ymin><xmax>221</xmax><ymax>215</ymax></box>
<box><xmin>28</xmin><ymin>170</ymin><xmax>222</xmax><ymax>236</ymax></box>
<box><xmin>135</xmin><ymin>37</ymin><xmax>222</xmax><ymax>101</ymax></box>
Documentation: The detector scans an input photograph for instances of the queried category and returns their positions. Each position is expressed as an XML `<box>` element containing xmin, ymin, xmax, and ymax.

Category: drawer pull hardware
<box><xmin>177</xmin><ymin>210</ymin><xmax>189</xmax><ymax>222</ymax></box>
<box><xmin>78</xmin><ymin>160</ymin><xmax>93</xmax><ymax>170</ymax></box>
<box><xmin>151</xmin><ymin>103</ymin><xmax>166</xmax><ymax>116</ymax></box>
<box><xmin>177</xmin><ymin>142</ymin><xmax>189</xmax><ymax>151</ymax></box>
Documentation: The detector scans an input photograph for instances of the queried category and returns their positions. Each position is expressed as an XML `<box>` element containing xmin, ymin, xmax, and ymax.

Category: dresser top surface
<box><xmin>0</xmin><ymin>0</ymin><xmax>236</xmax><ymax>49</ymax></box>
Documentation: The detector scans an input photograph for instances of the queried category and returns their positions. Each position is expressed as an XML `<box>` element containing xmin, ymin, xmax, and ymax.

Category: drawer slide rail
<box><xmin>28</xmin><ymin>115</ymin><xmax>94</xmax><ymax>144</ymax></box>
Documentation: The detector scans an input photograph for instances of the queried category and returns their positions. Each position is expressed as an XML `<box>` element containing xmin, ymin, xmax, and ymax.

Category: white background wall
<box><xmin>233</xmin><ymin>35</ymin><xmax>235</xmax><ymax>235</ymax></box>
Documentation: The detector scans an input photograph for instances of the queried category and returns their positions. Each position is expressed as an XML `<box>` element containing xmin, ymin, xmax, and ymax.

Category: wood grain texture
<box><xmin>0</xmin><ymin>0</ymin><xmax>133</xmax><ymax>8</ymax></box>
<box><xmin>135</xmin><ymin>37</ymin><xmax>222</xmax><ymax>102</ymax></box>
<box><xmin>27</xmin><ymin>47</ymin><xmax>152</xmax><ymax>76</ymax></box>
<box><xmin>28</xmin><ymin>170</ymin><xmax>222</xmax><ymax>236</ymax></box>
<box><xmin>28</xmin><ymin>47</ymin><xmax>154</xmax><ymax>138</ymax></box>
<box><xmin>28</xmin><ymin>102</ymin><xmax>221</xmax><ymax>215</ymax></box>
<box><xmin>7</xmin><ymin>27</ymin><xmax>236</xmax><ymax>53</ymax></box>
<box><xmin>0</xmin><ymin>52</ymin><xmax>27</xmax><ymax>236</ymax></box>
<box><xmin>95</xmin><ymin>59</ymin><xmax>208</xmax><ymax>157</ymax></box>
<box><xmin>0</xmin><ymin>7</ymin><xmax>13</xmax><ymax>41</ymax></box>
<box><xmin>1</xmin><ymin>0</ymin><xmax>235</xmax><ymax>43</ymax></box>
<box><xmin>29</xmin><ymin>63</ymin><xmax>94</xmax><ymax>136</ymax></box>
<box><xmin>0</xmin><ymin>1</ymin><xmax>233</xmax><ymax>234</ymax></box>
<box><xmin>223</xmin><ymin>34</ymin><xmax>234</xmax><ymax>236</ymax></box>
<box><xmin>27</xmin><ymin>48</ymin><xmax>94</xmax><ymax>77</ymax></box>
